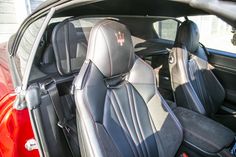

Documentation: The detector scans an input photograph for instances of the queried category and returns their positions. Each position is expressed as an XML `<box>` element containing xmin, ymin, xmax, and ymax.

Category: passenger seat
<box><xmin>74</xmin><ymin>19</ymin><xmax>183</xmax><ymax>157</ymax></box>
<box><xmin>169</xmin><ymin>20</ymin><xmax>232</xmax><ymax>123</ymax></box>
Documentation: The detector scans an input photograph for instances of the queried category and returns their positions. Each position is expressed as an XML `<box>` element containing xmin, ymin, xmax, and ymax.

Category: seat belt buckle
<box><xmin>57</xmin><ymin>121</ymin><xmax>71</xmax><ymax>133</ymax></box>
<box><xmin>41</xmin><ymin>79</ymin><xmax>56</xmax><ymax>92</ymax></box>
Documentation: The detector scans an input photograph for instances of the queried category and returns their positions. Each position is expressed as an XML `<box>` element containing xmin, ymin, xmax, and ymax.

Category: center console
<box><xmin>173</xmin><ymin>107</ymin><xmax>236</xmax><ymax>157</ymax></box>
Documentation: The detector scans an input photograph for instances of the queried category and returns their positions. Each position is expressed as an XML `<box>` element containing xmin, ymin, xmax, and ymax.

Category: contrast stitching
<box><xmin>110</xmin><ymin>90</ymin><xmax>139</xmax><ymax>156</ymax></box>
<box><xmin>131</xmin><ymin>86</ymin><xmax>149</xmax><ymax>157</ymax></box>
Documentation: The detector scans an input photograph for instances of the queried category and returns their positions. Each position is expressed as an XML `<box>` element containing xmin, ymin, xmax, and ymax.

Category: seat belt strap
<box><xmin>47</xmin><ymin>82</ymin><xmax>79</xmax><ymax>157</ymax></box>
<box><xmin>200</xmin><ymin>42</ymin><xmax>210</xmax><ymax>56</ymax></box>
<box><xmin>47</xmin><ymin>83</ymin><xmax>66</xmax><ymax>127</ymax></box>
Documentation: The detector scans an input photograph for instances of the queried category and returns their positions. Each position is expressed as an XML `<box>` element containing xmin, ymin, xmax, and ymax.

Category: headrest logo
<box><xmin>115</xmin><ymin>32</ymin><xmax>125</xmax><ymax>46</ymax></box>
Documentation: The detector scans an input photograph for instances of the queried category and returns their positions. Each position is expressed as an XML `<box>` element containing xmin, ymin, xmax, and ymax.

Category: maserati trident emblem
<box><xmin>115</xmin><ymin>32</ymin><xmax>125</xmax><ymax>46</ymax></box>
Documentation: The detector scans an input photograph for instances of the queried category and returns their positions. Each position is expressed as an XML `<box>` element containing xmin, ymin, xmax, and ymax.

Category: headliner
<box><xmin>35</xmin><ymin>0</ymin><xmax>207</xmax><ymax>17</ymax></box>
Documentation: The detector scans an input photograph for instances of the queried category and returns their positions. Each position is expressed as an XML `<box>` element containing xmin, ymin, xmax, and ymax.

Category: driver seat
<box><xmin>73</xmin><ymin>20</ymin><xmax>183</xmax><ymax>157</ymax></box>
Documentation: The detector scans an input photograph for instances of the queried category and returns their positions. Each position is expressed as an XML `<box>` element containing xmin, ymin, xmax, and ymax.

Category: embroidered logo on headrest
<box><xmin>115</xmin><ymin>32</ymin><xmax>125</xmax><ymax>46</ymax></box>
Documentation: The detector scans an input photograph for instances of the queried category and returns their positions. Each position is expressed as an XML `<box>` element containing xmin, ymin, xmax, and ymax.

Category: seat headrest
<box><xmin>175</xmin><ymin>20</ymin><xmax>200</xmax><ymax>53</ymax></box>
<box><xmin>87</xmin><ymin>20</ymin><xmax>134</xmax><ymax>78</ymax></box>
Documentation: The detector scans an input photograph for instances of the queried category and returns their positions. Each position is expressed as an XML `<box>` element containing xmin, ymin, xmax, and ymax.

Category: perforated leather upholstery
<box><xmin>74</xmin><ymin>20</ymin><xmax>183</xmax><ymax>157</ymax></box>
<box><xmin>169</xmin><ymin>20</ymin><xmax>225</xmax><ymax>115</ymax></box>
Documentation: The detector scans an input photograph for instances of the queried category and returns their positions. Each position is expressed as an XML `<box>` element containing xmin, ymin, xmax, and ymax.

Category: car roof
<box><xmin>33</xmin><ymin>0</ymin><xmax>205</xmax><ymax>17</ymax></box>
<box><xmin>34</xmin><ymin>0</ymin><xmax>236</xmax><ymax>27</ymax></box>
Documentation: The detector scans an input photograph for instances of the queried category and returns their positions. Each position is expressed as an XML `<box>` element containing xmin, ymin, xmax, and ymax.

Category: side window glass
<box><xmin>14</xmin><ymin>17</ymin><xmax>45</xmax><ymax>79</ymax></box>
<box><xmin>153</xmin><ymin>19</ymin><xmax>178</xmax><ymax>41</ymax></box>
<box><xmin>179</xmin><ymin>15</ymin><xmax>236</xmax><ymax>53</ymax></box>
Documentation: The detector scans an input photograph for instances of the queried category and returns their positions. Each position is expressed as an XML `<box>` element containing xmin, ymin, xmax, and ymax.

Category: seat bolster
<box><xmin>191</xmin><ymin>54</ymin><xmax>225</xmax><ymax>114</ymax></box>
<box><xmin>74</xmin><ymin>62</ymin><xmax>107</xmax><ymax>157</ymax></box>
<box><xmin>147</xmin><ymin>94</ymin><xmax>183</xmax><ymax>157</ymax></box>
<box><xmin>169</xmin><ymin>47</ymin><xmax>207</xmax><ymax>114</ymax></box>
<box><xmin>175</xmin><ymin>83</ymin><xmax>206</xmax><ymax>115</ymax></box>
<box><xmin>202</xmin><ymin>67</ymin><xmax>225</xmax><ymax>113</ymax></box>
<box><xmin>169</xmin><ymin>47</ymin><xmax>190</xmax><ymax>89</ymax></box>
<box><xmin>128</xmin><ymin>57</ymin><xmax>183</xmax><ymax>156</ymax></box>
<box><xmin>75</xmin><ymin>89</ymin><xmax>103</xmax><ymax>157</ymax></box>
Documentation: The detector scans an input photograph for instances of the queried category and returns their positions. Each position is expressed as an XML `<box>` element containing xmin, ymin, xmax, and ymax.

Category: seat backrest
<box><xmin>74</xmin><ymin>20</ymin><xmax>183</xmax><ymax>157</ymax></box>
<box><xmin>169</xmin><ymin>20</ymin><xmax>225</xmax><ymax>115</ymax></box>
<box><xmin>52</xmin><ymin>21</ymin><xmax>87</xmax><ymax>75</ymax></box>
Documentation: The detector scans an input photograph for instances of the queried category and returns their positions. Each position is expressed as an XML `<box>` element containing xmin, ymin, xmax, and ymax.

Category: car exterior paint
<box><xmin>0</xmin><ymin>42</ymin><xmax>39</xmax><ymax>157</ymax></box>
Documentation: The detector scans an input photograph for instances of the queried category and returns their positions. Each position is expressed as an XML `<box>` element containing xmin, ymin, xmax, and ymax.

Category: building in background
<box><xmin>0</xmin><ymin>0</ymin><xmax>45</xmax><ymax>43</ymax></box>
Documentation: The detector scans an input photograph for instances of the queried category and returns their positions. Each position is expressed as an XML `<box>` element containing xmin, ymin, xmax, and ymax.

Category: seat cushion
<box><xmin>173</xmin><ymin>107</ymin><xmax>235</xmax><ymax>154</ymax></box>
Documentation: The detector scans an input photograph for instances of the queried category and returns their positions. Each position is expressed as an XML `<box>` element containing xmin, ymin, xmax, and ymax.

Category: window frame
<box><xmin>9</xmin><ymin>9</ymin><xmax>55</xmax><ymax>90</ymax></box>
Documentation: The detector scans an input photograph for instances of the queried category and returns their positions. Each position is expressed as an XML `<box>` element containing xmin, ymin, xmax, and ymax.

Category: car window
<box><xmin>14</xmin><ymin>17</ymin><xmax>46</xmax><ymax>79</ymax></box>
<box><xmin>153</xmin><ymin>19</ymin><xmax>179</xmax><ymax>41</ymax></box>
<box><xmin>178</xmin><ymin>15</ymin><xmax>236</xmax><ymax>53</ymax></box>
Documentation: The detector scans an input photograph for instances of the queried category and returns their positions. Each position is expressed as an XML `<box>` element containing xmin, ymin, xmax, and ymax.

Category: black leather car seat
<box><xmin>169</xmin><ymin>20</ymin><xmax>225</xmax><ymax>115</ymax></box>
<box><xmin>74</xmin><ymin>20</ymin><xmax>184</xmax><ymax>157</ymax></box>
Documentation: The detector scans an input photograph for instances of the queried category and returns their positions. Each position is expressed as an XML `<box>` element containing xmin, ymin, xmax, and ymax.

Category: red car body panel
<box><xmin>0</xmin><ymin>43</ymin><xmax>13</xmax><ymax>100</ymax></box>
<box><xmin>0</xmin><ymin>43</ymin><xmax>39</xmax><ymax>157</ymax></box>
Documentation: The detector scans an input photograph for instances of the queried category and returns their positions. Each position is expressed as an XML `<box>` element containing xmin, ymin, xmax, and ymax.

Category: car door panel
<box><xmin>208</xmin><ymin>49</ymin><xmax>236</xmax><ymax>106</ymax></box>
<box><xmin>207</xmin><ymin>49</ymin><xmax>236</xmax><ymax>131</ymax></box>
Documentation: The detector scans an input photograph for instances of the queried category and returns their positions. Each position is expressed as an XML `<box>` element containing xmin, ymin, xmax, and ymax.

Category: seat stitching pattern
<box><xmin>147</xmin><ymin>110</ymin><xmax>162</xmax><ymax>156</ymax></box>
<box><xmin>129</xmin><ymin>58</ymin><xmax>183</xmax><ymax>155</ymax></box>
<box><xmin>189</xmin><ymin>60</ymin><xmax>209</xmax><ymax>113</ymax></box>
<box><xmin>180</xmin><ymin>58</ymin><xmax>205</xmax><ymax>114</ymax></box>
<box><xmin>131</xmin><ymin>85</ymin><xmax>150</xmax><ymax>157</ymax></box>
<box><xmin>124</xmin><ymin>84</ymin><xmax>145</xmax><ymax>156</ymax></box>
<box><xmin>110</xmin><ymin>90</ymin><xmax>139</xmax><ymax>156</ymax></box>
<box><xmin>128</xmin><ymin>84</ymin><xmax>163</xmax><ymax>157</ymax></box>
<box><xmin>137</xmin><ymin>57</ymin><xmax>182</xmax><ymax>132</ymax></box>
<box><xmin>195</xmin><ymin>58</ymin><xmax>223</xmax><ymax>113</ymax></box>
<box><xmin>126</xmin><ymin>84</ymin><xmax>147</xmax><ymax>157</ymax></box>
<box><xmin>190</xmin><ymin>60</ymin><xmax>207</xmax><ymax>105</ymax></box>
